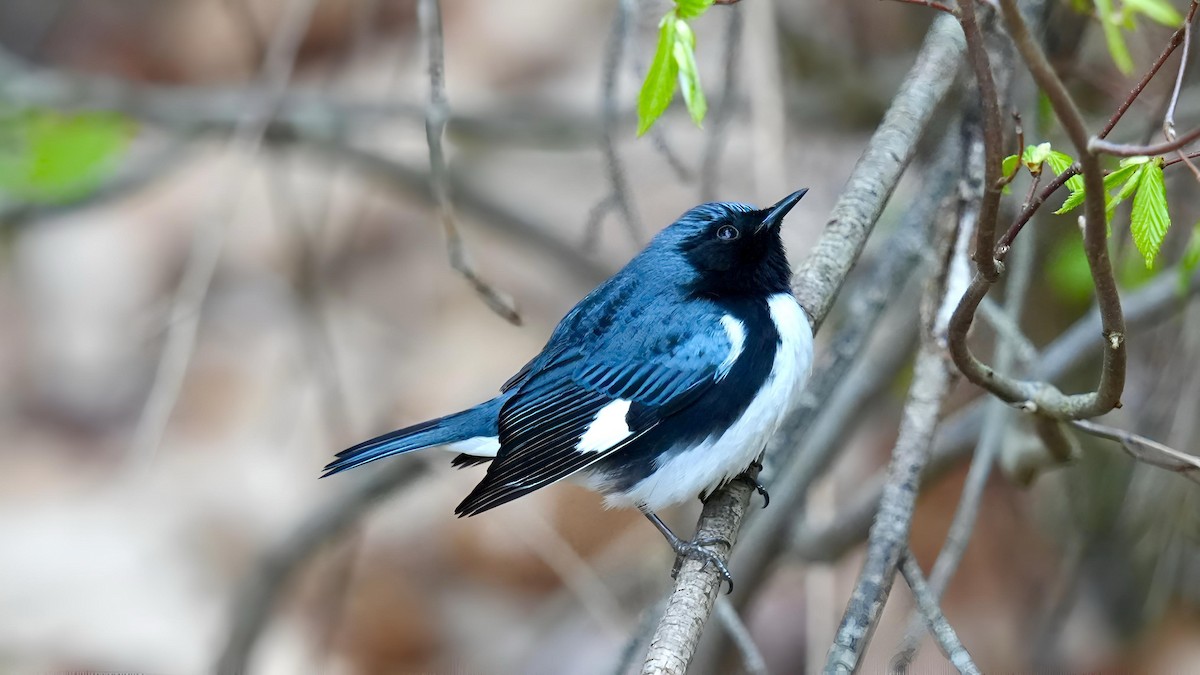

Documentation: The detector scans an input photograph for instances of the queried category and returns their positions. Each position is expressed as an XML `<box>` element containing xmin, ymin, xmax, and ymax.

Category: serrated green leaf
<box><xmin>672</xmin><ymin>22</ymin><xmax>707</xmax><ymax>128</ymax></box>
<box><xmin>1119</xmin><ymin>155</ymin><xmax>1152</xmax><ymax>167</ymax></box>
<box><xmin>637</xmin><ymin>14</ymin><xmax>680</xmax><ymax>136</ymax></box>
<box><xmin>1046</xmin><ymin>150</ymin><xmax>1072</xmax><ymax>175</ymax></box>
<box><xmin>675</xmin><ymin>0</ymin><xmax>714</xmax><ymax>20</ymax></box>
<box><xmin>1124</xmin><ymin>0</ymin><xmax>1184</xmax><ymax>27</ymax></box>
<box><xmin>0</xmin><ymin>109</ymin><xmax>132</xmax><ymax>203</ymax></box>
<box><xmin>1095</xmin><ymin>0</ymin><xmax>1135</xmax><ymax>73</ymax></box>
<box><xmin>1057</xmin><ymin>188</ymin><xmax>1087</xmax><ymax>214</ymax></box>
<box><xmin>1129</xmin><ymin>160</ymin><xmax>1170</xmax><ymax>268</ymax></box>
<box><xmin>1047</xmin><ymin>150</ymin><xmax>1085</xmax><ymax>192</ymax></box>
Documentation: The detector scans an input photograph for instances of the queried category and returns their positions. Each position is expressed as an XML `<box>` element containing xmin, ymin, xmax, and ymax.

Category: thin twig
<box><xmin>613</xmin><ymin>600</ymin><xmax>666</xmax><ymax>675</ymax></box>
<box><xmin>714</xmin><ymin>597</ymin><xmax>769</xmax><ymax>675</ymax></box>
<box><xmin>956</xmin><ymin>0</ymin><xmax>1004</xmax><ymax>282</ymax></box>
<box><xmin>418</xmin><ymin>0</ymin><xmax>520</xmax><ymax>324</ymax></box>
<box><xmin>895</xmin><ymin>204</ymin><xmax>1035</xmax><ymax>671</ymax></box>
<box><xmin>997</xmin><ymin>164</ymin><xmax>1077</xmax><ymax>249</ymax></box>
<box><xmin>891</xmin><ymin>0</ymin><xmax>959</xmax><ymax>14</ymax></box>
<box><xmin>1071</xmin><ymin>419</ymin><xmax>1200</xmax><ymax>484</ymax></box>
<box><xmin>794</xmin><ymin>265</ymin><xmax>1200</xmax><ymax>565</ymax></box>
<box><xmin>948</xmin><ymin>0</ymin><xmax>1126</xmax><ymax>420</ymax></box>
<box><xmin>1163</xmin><ymin>2</ymin><xmax>1199</xmax><ymax>139</ymax></box>
<box><xmin>826</xmin><ymin>177</ymin><xmax>964</xmax><ymax>671</ymax></box>
<box><xmin>128</xmin><ymin>0</ymin><xmax>321</xmax><ymax>471</ymax></box>
<box><xmin>700</xmin><ymin>4</ymin><xmax>745</xmax><ymax>202</ymax></box>
<box><xmin>823</xmin><ymin>276</ymin><xmax>958</xmax><ymax>672</ymax></box>
<box><xmin>1097</xmin><ymin>2</ymin><xmax>1195</xmax><ymax>139</ymax></box>
<box><xmin>719</xmin><ymin>138</ymin><xmax>961</xmax><ymax>640</ymax></box>
<box><xmin>640</xmin><ymin>16</ymin><xmax>967</xmax><ymax>674</ymax></box>
<box><xmin>1090</xmin><ymin>126</ymin><xmax>1200</xmax><ymax>157</ymax></box>
<box><xmin>896</xmin><ymin>550</ymin><xmax>981</xmax><ymax>675</ymax></box>
<box><xmin>596</xmin><ymin>0</ymin><xmax>644</xmax><ymax>245</ymax></box>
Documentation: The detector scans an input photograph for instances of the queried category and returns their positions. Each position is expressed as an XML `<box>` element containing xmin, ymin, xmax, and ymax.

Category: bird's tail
<box><xmin>321</xmin><ymin>397</ymin><xmax>502</xmax><ymax>477</ymax></box>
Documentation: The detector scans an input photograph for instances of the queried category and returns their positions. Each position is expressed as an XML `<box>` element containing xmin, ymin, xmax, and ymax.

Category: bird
<box><xmin>322</xmin><ymin>189</ymin><xmax>814</xmax><ymax>591</ymax></box>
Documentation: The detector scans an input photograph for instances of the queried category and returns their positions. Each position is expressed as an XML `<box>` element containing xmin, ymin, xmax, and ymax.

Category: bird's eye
<box><xmin>716</xmin><ymin>225</ymin><xmax>739</xmax><ymax>241</ymax></box>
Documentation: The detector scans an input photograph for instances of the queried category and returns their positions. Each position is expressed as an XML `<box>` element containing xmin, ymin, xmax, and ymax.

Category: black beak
<box><xmin>758</xmin><ymin>188</ymin><xmax>808</xmax><ymax>233</ymax></box>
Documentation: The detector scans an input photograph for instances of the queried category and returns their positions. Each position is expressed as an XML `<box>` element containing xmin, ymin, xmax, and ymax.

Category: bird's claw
<box><xmin>669</xmin><ymin>537</ymin><xmax>735</xmax><ymax>594</ymax></box>
<box><xmin>736</xmin><ymin>463</ymin><xmax>770</xmax><ymax>509</ymax></box>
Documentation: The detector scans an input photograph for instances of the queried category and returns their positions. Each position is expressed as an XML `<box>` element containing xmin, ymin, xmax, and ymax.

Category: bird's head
<box><xmin>649</xmin><ymin>189</ymin><xmax>808</xmax><ymax>298</ymax></box>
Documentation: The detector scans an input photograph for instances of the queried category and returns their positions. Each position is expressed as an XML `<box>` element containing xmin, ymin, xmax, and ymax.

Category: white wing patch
<box><xmin>717</xmin><ymin>314</ymin><xmax>746</xmax><ymax>380</ymax></box>
<box><xmin>605</xmin><ymin>293</ymin><xmax>814</xmax><ymax>512</ymax></box>
<box><xmin>578</xmin><ymin>399</ymin><xmax>633</xmax><ymax>453</ymax></box>
<box><xmin>448</xmin><ymin>436</ymin><xmax>501</xmax><ymax>457</ymax></box>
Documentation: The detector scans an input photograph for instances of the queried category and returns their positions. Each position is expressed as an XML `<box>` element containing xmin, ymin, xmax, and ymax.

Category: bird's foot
<box><xmin>736</xmin><ymin>461</ymin><xmax>770</xmax><ymax>509</ymax></box>
<box><xmin>645</xmin><ymin>512</ymin><xmax>735</xmax><ymax>593</ymax></box>
<box><xmin>668</xmin><ymin>536</ymin><xmax>735</xmax><ymax>594</ymax></box>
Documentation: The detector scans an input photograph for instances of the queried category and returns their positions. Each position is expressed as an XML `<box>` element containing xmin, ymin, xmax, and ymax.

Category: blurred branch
<box><xmin>700</xmin><ymin>4</ymin><xmax>744</xmax><ymax>202</ymax></box>
<box><xmin>824</xmin><ymin>140</ymin><xmax>963</xmax><ymax>672</ymax></box>
<box><xmin>641</xmin><ymin>16</ymin><xmax>968</xmax><ymax>673</ymax></box>
<box><xmin>215</xmin><ymin>461</ymin><xmax>429</xmax><ymax>674</ymax></box>
<box><xmin>300</xmin><ymin>136</ymin><xmax>612</xmax><ymax>285</ymax></box>
<box><xmin>896</xmin><ymin>549</ymin><xmax>981</xmax><ymax>675</ymax></box>
<box><xmin>1071</xmin><ymin>420</ymin><xmax>1200</xmax><ymax>485</ymax></box>
<box><xmin>713</xmin><ymin>597</ymin><xmax>768</xmax><ymax>675</ymax></box>
<box><xmin>895</xmin><ymin>194</ymin><xmax>1035</xmax><ymax>671</ymax></box>
<box><xmin>418</xmin><ymin>0</ymin><xmax>520</xmax><ymax>324</ymax></box>
<box><xmin>0</xmin><ymin>45</ymin><xmax>632</xmax><ymax>150</ymax></box>
<box><xmin>792</xmin><ymin>264</ymin><xmax>1200</xmax><ymax>564</ymax></box>
<box><xmin>129</xmin><ymin>0</ymin><xmax>321</xmax><ymax>471</ymax></box>
<box><xmin>590</xmin><ymin>0</ymin><xmax>644</xmax><ymax>246</ymax></box>
<box><xmin>712</xmin><ymin>136</ymin><xmax>960</xmax><ymax>655</ymax></box>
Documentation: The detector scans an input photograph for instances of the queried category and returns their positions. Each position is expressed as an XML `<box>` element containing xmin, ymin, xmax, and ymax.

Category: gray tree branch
<box><xmin>638</xmin><ymin>15</ymin><xmax>968</xmax><ymax>674</ymax></box>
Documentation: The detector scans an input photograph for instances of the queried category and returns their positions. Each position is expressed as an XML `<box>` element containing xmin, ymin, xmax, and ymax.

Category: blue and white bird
<box><xmin>323</xmin><ymin>190</ymin><xmax>814</xmax><ymax>589</ymax></box>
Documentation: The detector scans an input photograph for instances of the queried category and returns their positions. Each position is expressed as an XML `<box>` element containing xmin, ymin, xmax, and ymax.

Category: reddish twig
<box><xmin>890</xmin><ymin>0</ymin><xmax>960</xmax><ymax>14</ymax></box>
<box><xmin>957</xmin><ymin>0</ymin><xmax>1005</xmax><ymax>281</ymax></box>
<box><xmin>1090</xmin><ymin>125</ymin><xmax>1200</xmax><ymax>157</ymax></box>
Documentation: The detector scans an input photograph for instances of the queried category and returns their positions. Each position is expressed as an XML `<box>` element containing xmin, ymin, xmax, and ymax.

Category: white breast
<box><xmin>607</xmin><ymin>293</ymin><xmax>814</xmax><ymax>512</ymax></box>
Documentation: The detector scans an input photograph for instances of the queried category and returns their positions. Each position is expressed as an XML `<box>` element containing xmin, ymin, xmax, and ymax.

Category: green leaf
<box><xmin>1057</xmin><ymin>188</ymin><xmax>1087</xmax><ymax>215</ymax></box>
<box><xmin>1022</xmin><ymin>142</ymin><xmax>1052</xmax><ymax>171</ymax></box>
<box><xmin>1124</xmin><ymin>0</ymin><xmax>1185</xmax><ymax>26</ymax></box>
<box><xmin>1057</xmin><ymin>162</ymin><xmax>1144</xmax><ymax>216</ymax></box>
<box><xmin>1002</xmin><ymin>154</ymin><xmax>1020</xmax><ymax>177</ymax></box>
<box><xmin>1129</xmin><ymin>159</ymin><xmax>1170</xmax><ymax>268</ymax></box>
<box><xmin>0</xmin><ymin>109</ymin><xmax>132</xmax><ymax>203</ymax></box>
<box><xmin>1047</xmin><ymin>150</ymin><xmax>1085</xmax><ymax>192</ymax></box>
<box><xmin>1095</xmin><ymin>0</ymin><xmax>1135</xmax><ymax>73</ymax></box>
<box><xmin>1107</xmin><ymin>161</ymin><xmax>1144</xmax><ymax>219</ymax></box>
<box><xmin>1184</xmin><ymin>221</ymin><xmax>1200</xmax><ymax>272</ymax></box>
<box><xmin>672</xmin><ymin>21</ymin><xmax>707</xmax><ymax>128</ymax></box>
<box><xmin>637</xmin><ymin>13</ymin><xmax>680</xmax><ymax>136</ymax></box>
<box><xmin>675</xmin><ymin>0</ymin><xmax>714</xmax><ymax>20</ymax></box>
<box><xmin>1048</xmin><ymin>236</ymin><xmax>1095</xmax><ymax>305</ymax></box>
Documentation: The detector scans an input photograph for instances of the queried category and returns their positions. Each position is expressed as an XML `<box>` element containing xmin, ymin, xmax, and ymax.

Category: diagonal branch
<box><xmin>897</xmin><ymin>549</ymin><xmax>981</xmax><ymax>675</ymax></box>
<box><xmin>638</xmin><ymin>16</ymin><xmax>968</xmax><ymax>674</ymax></box>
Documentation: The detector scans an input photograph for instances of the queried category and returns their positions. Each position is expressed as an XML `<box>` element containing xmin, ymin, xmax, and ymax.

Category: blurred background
<box><xmin>0</xmin><ymin>0</ymin><xmax>1198</xmax><ymax>673</ymax></box>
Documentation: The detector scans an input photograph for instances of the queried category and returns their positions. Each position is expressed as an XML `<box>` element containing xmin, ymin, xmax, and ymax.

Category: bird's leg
<box><xmin>735</xmin><ymin>459</ymin><xmax>770</xmax><ymax>509</ymax></box>
<box><xmin>644</xmin><ymin>512</ymin><xmax>735</xmax><ymax>593</ymax></box>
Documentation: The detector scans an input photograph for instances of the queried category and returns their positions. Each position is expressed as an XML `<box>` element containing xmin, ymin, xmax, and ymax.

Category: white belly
<box><xmin>605</xmin><ymin>293</ymin><xmax>814</xmax><ymax>512</ymax></box>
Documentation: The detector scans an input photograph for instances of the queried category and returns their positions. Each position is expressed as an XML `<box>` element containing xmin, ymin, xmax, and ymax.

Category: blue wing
<box><xmin>455</xmin><ymin>297</ymin><xmax>732</xmax><ymax>516</ymax></box>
